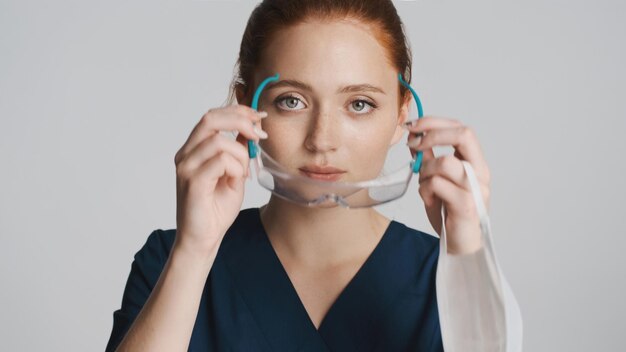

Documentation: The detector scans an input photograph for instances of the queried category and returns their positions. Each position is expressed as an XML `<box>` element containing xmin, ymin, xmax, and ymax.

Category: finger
<box><xmin>411</xmin><ymin>126</ymin><xmax>489</xmax><ymax>181</ymax></box>
<box><xmin>405</xmin><ymin>115</ymin><xmax>463</xmax><ymax>133</ymax></box>
<box><xmin>177</xmin><ymin>105</ymin><xmax>267</xmax><ymax>162</ymax></box>
<box><xmin>421</xmin><ymin>147</ymin><xmax>435</xmax><ymax>162</ymax></box>
<box><xmin>187</xmin><ymin>105</ymin><xmax>258</xmax><ymax>142</ymax></box>
<box><xmin>193</xmin><ymin>151</ymin><xmax>246</xmax><ymax>190</ymax></box>
<box><xmin>416</xmin><ymin>148</ymin><xmax>437</xmax><ymax>204</ymax></box>
<box><xmin>419</xmin><ymin>175</ymin><xmax>473</xmax><ymax>220</ymax></box>
<box><xmin>235</xmin><ymin>131</ymin><xmax>247</xmax><ymax>146</ymax></box>
<box><xmin>418</xmin><ymin>187</ymin><xmax>443</xmax><ymax>234</ymax></box>
<box><xmin>417</xmin><ymin>173</ymin><xmax>443</xmax><ymax>234</ymax></box>
<box><xmin>409</xmin><ymin>141</ymin><xmax>434</xmax><ymax>163</ymax></box>
<box><xmin>234</xmin><ymin>132</ymin><xmax>254</xmax><ymax>177</ymax></box>
<box><xmin>407</xmin><ymin>131</ymin><xmax>424</xmax><ymax>145</ymax></box>
<box><xmin>418</xmin><ymin>154</ymin><xmax>468</xmax><ymax>190</ymax></box>
<box><xmin>419</xmin><ymin>155</ymin><xmax>491</xmax><ymax>211</ymax></box>
<box><xmin>405</xmin><ymin>115</ymin><xmax>464</xmax><ymax>170</ymax></box>
<box><xmin>191</xmin><ymin>105</ymin><xmax>265</xmax><ymax>149</ymax></box>
<box><xmin>422</xmin><ymin>148</ymin><xmax>435</xmax><ymax>163</ymax></box>
<box><xmin>185</xmin><ymin>134</ymin><xmax>250</xmax><ymax>175</ymax></box>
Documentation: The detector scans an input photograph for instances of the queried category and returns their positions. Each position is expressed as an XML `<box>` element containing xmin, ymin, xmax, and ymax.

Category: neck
<box><xmin>259</xmin><ymin>195</ymin><xmax>391</xmax><ymax>268</ymax></box>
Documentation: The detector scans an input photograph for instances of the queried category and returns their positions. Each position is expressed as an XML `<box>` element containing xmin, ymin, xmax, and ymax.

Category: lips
<box><xmin>298</xmin><ymin>165</ymin><xmax>347</xmax><ymax>181</ymax></box>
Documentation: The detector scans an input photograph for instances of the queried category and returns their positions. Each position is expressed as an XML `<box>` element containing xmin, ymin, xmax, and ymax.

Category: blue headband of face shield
<box><xmin>246</xmin><ymin>73</ymin><xmax>424</xmax><ymax>208</ymax></box>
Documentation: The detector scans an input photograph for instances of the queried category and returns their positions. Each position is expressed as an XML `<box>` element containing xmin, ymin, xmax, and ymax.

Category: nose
<box><xmin>303</xmin><ymin>108</ymin><xmax>339</xmax><ymax>153</ymax></box>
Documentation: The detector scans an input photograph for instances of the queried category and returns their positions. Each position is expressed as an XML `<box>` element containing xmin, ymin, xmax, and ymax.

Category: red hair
<box><xmin>225</xmin><ymin>0</ymin><xmax>414</xmax><ymax>108</ymax></box>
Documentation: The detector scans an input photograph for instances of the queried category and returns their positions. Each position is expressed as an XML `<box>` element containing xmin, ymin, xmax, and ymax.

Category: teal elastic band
<box><xmin>248</xmin><ymin>73</ymin><xmax>280</xmax><ymax>159</ymax></box>
<box><xmin>247</xmin><ymin>72</ymin><xmax>424</xmax><ymax>175</ymax></box>
<box><xmin>398</xmin><ymin>73</ymin><xmax>424</xmax><ymax>174</ymax></box>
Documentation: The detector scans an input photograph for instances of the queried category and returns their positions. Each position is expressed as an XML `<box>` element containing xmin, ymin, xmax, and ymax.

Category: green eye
<box><xmin>352</xmin><ymin>100</ymin><xmax>366</xmax><ymax>111</ymax></box>
<box><xmin>274</xmin><ymin>95</ymin><xmax>377</xmax><ymax>115</ymax></box>
<box><xmin>349</xmin><ymin>99</ymin><xmax>376</xmax><ymax>114</ymax></box>
<box><xmin>284</xmin><ymin>97</ymin><xmax>299</xmax><ymax>109</ymax></box>
<box><xmin>275</xmin><ymin>95</ymin><xmax>305</xmax><ymax>111</ymax></box>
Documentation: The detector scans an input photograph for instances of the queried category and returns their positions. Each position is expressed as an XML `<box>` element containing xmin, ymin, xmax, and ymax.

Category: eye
<box><xmin>275</xmin><ymin>94</ymin><xmax>306</xmax><ymax>111</ymax></box>
<box><xmin>274</xmin><ymin>95</ymin><xmax>378</xmax><ymax>115</ymax></box>
<box><xmin>348</xmin><ymin>99</ymin><xmax>377</xmax><ymax>114</ymax></box>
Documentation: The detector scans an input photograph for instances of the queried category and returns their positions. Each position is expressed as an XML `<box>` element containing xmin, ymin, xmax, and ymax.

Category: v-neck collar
<box><xmin>257</xmin><ymin>207</ymin><xmax>396</xmax><ymax>333</ymax></box>
<box><xmin>221</xmin><ymin>208</ymin><xmax>407</xmax><ymax>351</ymax></box>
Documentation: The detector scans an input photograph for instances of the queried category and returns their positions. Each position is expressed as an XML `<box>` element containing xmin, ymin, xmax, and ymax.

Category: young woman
<box><xmin>106</xmin><ymin>1</ymin><xmax>522</xmax><ymax>351</ymax></box>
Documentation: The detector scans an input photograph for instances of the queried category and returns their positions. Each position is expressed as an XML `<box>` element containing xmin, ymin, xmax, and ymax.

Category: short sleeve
<box><xmin>105</xmin><ymin>229</ymin><xmax>174</xmax><ymax>352</ymax></box>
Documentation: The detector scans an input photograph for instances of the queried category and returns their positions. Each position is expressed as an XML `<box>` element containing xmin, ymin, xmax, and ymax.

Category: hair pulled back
<box><xmin>226</xmin><ymin>0</ymin><xmax>413</xmax><ymax>108</ymax></box>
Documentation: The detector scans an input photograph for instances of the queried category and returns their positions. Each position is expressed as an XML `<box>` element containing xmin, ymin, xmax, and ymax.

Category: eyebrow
<box><xmin>264</xmin><ymin>79</ymin><xmax>386</xmax><ymax>95</ymax></box>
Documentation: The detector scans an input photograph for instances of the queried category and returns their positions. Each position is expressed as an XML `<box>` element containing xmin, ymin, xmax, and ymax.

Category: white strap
<box><xmin>438</xmin><ymin>160</ymin><xmax>524</xmax><ymax>351</ymax></box>
<box><xmin>462</xmin><ymin>161</ymin><xmax>490</xmax><ymax>236</ymax></box>
<box><xmin>440</xmin><ymin>161</ymin><xmax>491</xmax><ymax>253</ymax></box>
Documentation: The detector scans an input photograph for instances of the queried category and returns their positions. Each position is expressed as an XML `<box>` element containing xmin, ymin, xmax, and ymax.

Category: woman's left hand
<box><xmin>407</xmin><ymin>116</ymin><xmax>491</xmax><ymax>255</ymax></box>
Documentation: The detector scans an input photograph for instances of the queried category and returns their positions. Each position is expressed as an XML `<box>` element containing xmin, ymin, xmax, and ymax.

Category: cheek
<box><xmin>348</xmin><ymin>122</ymin><xmax>397</xmax><ymax>178</ymax></box>
<box><xmin>257</xmin><ymin>120</ymin><xmax>305</xmax><ymax>161</ymax></box>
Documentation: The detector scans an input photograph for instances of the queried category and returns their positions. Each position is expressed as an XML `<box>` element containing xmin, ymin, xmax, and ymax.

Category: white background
<box><xmin>1</xmin><ymin>0</ymin><xmax>624</xmax><ymax>350</ymax></box>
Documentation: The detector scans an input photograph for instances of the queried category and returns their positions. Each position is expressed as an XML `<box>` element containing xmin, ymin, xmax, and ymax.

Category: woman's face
<box><xmin>250</xmin><ymin>18</ymin><xmax>409</xmax><ymax>183</ymax></box>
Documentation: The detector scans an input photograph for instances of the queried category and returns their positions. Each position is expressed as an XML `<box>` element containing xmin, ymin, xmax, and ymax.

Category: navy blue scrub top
<box><xmin>106</xmin><ymin>208</ymin><xmax>443</xmax><ymax>351</ymax></box>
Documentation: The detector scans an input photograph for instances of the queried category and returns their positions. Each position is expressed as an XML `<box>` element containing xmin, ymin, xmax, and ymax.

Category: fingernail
<box><xmin>407</xmin><ymin>136</ymin><xmax>422</xmax><ymax>149</ymax></box>
<box><xmin>254</xmin><ymin>126</ymin><xmax>268</xmax><ymax>139</ymax></box>
<box><xmin>256</xmin><ymin>111</ymin><xmax>268</xmax><ymax>118</ymax></box>
<box><xmin>405</xmin><ymin>119</ymin><xmax>419</xmax><ymax>127</ymax></box>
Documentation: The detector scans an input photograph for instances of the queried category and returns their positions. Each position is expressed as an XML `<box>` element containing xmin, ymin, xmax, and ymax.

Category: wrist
<box><xmin>445</xmin><ymin>220</ymin><xmax>483</xmax><ymax>255</ymax></box>
<box><xmin>447</xmin><ymin>238</ymin><xmax>483</xmax><ymax>255</ymax></box>
<box><xmin>171</xmin><ymin>236</ymin><xmax>220</xmax><ymax>270</ymax></box>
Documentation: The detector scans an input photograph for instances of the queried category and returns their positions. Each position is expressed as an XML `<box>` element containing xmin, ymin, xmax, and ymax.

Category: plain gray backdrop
<box><xmin>1</xmin><ymin>0</ymin><xmax>624</xmax><ymax>350</ymax></box>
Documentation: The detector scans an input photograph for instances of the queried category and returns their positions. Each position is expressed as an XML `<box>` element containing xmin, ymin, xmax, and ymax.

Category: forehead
<box><xmin>256</xmin><ymin>19</ymin><xmax>397</xmax><ymax>93</ymax></box>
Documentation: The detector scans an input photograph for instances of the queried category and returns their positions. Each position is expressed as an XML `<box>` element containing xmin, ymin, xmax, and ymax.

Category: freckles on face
<box><xmin>254</xmin><ymin>19</ymin><xmax>403</xmax><ymax>181</ymax></box>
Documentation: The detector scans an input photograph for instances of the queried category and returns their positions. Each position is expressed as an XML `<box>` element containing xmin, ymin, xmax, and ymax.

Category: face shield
<box><xmin>247</xmin><ymin>73</ymin><xmax>424</xmax><ymax>208</ymax></box>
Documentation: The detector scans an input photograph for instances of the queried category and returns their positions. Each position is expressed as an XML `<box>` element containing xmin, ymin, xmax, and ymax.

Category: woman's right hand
<box><xmin>173</xmin><ymin>104</ymin><xmax>268</xmax><ymax>255</ymax></box>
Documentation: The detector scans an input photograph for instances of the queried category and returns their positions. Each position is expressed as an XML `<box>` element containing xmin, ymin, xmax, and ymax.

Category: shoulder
<box><xmin>136</xmin><ymin>208</ymin><xmax>261</xmax><ymax>263</ymax></box>
<box><xmin>132</xmin><ymin>228</ymin><xmax>176</xmax><ymax>268</ymax></box>
<box><xmin>218</xmin><ymin>207</ymin><xmax>264</xmax><ymax>252</ymax></box>
<box><xmin>387</xmin><ymin>220</ymin><xmax>440</xmax><ymax>260</ymax></box>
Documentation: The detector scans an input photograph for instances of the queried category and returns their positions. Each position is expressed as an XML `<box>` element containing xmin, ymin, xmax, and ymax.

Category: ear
<box><xmin>389</xmin><ymin>94</ymin><xmax>412</xmax><ymax>146</ymax></box>
<box><xmin>235</xmin><ymin>85</ymin><xmax>251</xmax><ymax>106</ymax></box>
